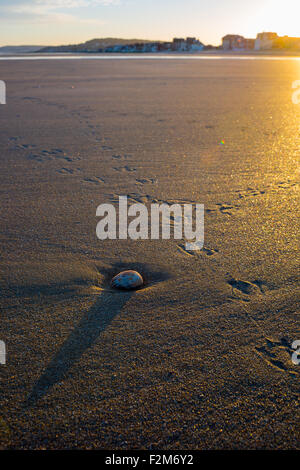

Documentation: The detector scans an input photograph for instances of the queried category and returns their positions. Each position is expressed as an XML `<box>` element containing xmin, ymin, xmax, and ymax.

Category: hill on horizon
<box><xmin>0</xmin><ymin>45</ymin><xmax>44</xmax><ymax>54</ymax></box>
<box><xmin>38</xmin><ymin>38</ymin><xmax>159</xmax><ymax>53</ymax></box>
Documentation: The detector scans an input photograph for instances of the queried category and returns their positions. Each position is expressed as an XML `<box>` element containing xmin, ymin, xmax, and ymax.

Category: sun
<box><xmin>253</xmin><ymin>0</ymin><xmax>300</xmax><ymax>37</ymax></box>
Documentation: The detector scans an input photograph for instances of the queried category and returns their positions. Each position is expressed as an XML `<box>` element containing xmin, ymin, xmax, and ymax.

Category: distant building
<box><xmin>222</xmin><ymin>31</ymin><xmax>300</xmax><ymax>52</ymax></box>
<box><xmin>273</xmin><ymin>35</ymin><xmax>300</xmax><ymax>50</ymax></box>
<box><xmin>160</xmin><ymin>42</ymin><xmax>172</xmax><ymax>51</ymax></box>
<box><xmin>172</xmin><ymin>38</ymin><xmax>186</xmax><ymax>50</ymax></box>
<box><xmin>254</xmin><ymin>32</ymin><xmax>278</xmax><ymax>50</ymax></box>
<box><xmin>222</xmin><ymin>34</ymin><xmax>255</xmax><ymax>51</ymax></box>
<box><xmin>244</xmin><ymin>38</ymin><xmax>255</xmax><ymax>50</ymax></box>
<box><xmin>222</xmin><ymin>35</ymin><xmax>255</xmax><ymax>50</ymax></box>
<box><xmin>172</xmin><ymin>37</ymin><xmax>203</xmax><ymax>51</ymax></box>
<box><xmin>189</xmin><ymin>39</ymin><xmax>204</xmax><ymax>51</ymax></box>
<box><xmin>222</xmin><ymin>35</ymin><xmax>245</xmax><ymax>50</ymax></box>
<box><xmin>186</xmin><ymin>37</ymin><xmax>196</xmax><ymax>45</ymax></box>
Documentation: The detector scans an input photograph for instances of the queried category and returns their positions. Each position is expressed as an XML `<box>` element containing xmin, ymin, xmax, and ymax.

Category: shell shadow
<box><xmin>25</xmin><ymin>262</ymin><xmax>171</xmax><ymax>406</ymax></box>
<box><xmin>25</xmin><ymin>289</ymin><xmax>133</xmax><ymax>406</ymax></box>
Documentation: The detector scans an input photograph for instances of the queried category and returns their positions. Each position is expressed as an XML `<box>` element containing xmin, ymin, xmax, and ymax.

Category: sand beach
<box><xmin>0</xmin><ymin>57</ymin><xmax>299</xmax><ymax>449</ymax></box>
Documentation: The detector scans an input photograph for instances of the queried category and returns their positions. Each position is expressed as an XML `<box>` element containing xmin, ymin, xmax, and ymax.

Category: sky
<box><xmin>0</xmin><ymin>0</ymin><xmax>299</xmax><ymax>47</ymax></box>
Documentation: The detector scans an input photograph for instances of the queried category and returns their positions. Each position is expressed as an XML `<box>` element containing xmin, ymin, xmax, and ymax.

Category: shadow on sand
<box><xmin>25</xmin><ymin>289</ymin><xmax>134</xmax><ymax>406</ymax></box>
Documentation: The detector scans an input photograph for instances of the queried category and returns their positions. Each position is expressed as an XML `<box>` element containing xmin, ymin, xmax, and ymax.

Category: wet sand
<box><xmin>0</xmin><ymin>58</ymin><xmax>299</xmax><ymax>449</ymax></box>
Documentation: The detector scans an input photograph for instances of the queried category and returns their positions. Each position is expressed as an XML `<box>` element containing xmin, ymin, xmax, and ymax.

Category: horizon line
<box><xmin>2</xmin><ymin>30</ymin><xmax>299</xmax><ymax>49</ymax></box>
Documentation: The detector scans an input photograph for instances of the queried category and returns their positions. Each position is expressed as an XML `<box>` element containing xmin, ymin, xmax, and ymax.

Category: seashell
<box><xmin>111</xmin><ymin>270</ymin><xmax>143</xmax><ymax>290</ymax></box>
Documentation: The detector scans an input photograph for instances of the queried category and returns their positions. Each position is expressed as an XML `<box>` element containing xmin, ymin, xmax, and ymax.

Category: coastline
<box><xmin>1</xmin><ymin>49</ymin><xmax>300</xmax><ymax>59</ymax></box>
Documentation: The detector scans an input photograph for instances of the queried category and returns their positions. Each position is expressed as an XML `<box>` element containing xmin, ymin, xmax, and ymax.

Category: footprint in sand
<box><xmin>27</xmin><ymin>148</ymin><xmax>81</xmax><ymax>163</ymax></box>
<box><xmin>57</xmin><ymin>168</ymin><xmax>74</xmax><ymax>175</ymax></box>
<box><xmin>216</xmin><ymin>203</ymin><xmax>238</xmax><ymax>216</ymax></box>
<box><xmin>13</xmin><ymin>143</ymin><xmax>37</xmax><ymax>151</ymax></box>
<box><xmin>255</xmin><ymin>337</ymin><xmax>299</xmax><ymax>376</ymax></box>
<box><xmin>227</xmin><ymin>277</ymin><xmax>268</xmax><ymax>301</ymax></box>
<box><xmin>83</xmin><ymin>176</ymin><xmax>105</xmax><ymax>185</ymax></box>
<box><xmin>205</xmin><ymin>203</ymin><xmax>239</xmax><ymax>217</ymax></box>
<box><xmin>109</xmin><ymin>193</ymin><xmax>163</xmax><ymax>205</ymax></box>
<box><xmin>113</xmin><ymin>166</ymin><xmax>136</xmax><ymax>173</ymax></box>
<box><xmin>235</xmin><ymin>181</ymin><xmax>298</xmax><ymax>200</ymax></box>
<box><xmin>276</xmin><ymin>181</ymin><xmax>298</xmax><ymax>190</ymax></box>
<box><xmin>236</xmin><ymin>188</ymin><xmax>266</xmax><ymax>199</ymax></box>
<box><xmin>177</xmin><ymin>243</ymin><xmax>219</xmax><ymax>258</ymax></box>
<box><xmin>57</xmin><ymin>167</ymin><xmax>82</xmax><ymax>175</ymax></box>
<box><xmin>136</xmin><ymin>178</ymin><xmax>157</xmax><ymax>185</ymax></box>
<box><xmin>109</xmin><ymin>193</ymin><xmax>198</xmax><ymax>208</ymax></box>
